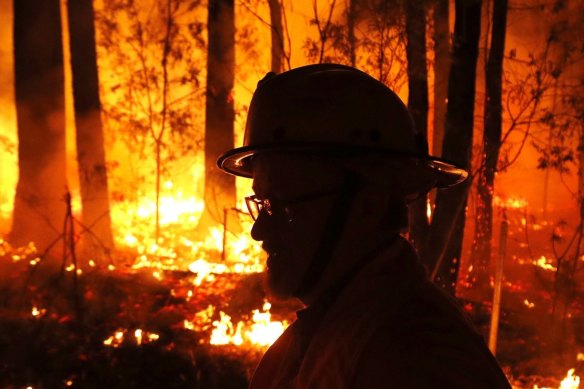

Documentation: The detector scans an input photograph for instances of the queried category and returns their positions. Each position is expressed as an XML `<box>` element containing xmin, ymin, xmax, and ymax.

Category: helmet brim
<box><xmin>217</xmin><ymin>142</ymin><xmax>468</xmax><ymax>192</ymax></box>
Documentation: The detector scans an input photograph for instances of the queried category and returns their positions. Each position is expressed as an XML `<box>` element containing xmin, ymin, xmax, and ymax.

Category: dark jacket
<box><xmin>249</xmin><ymin>236</ymin><xmax>511</xmax><ymax>389</ymax></box>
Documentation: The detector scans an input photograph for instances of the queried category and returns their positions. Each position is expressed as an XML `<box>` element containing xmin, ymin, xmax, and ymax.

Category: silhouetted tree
<box><xmin>468</xmin><ymin>0</ymin><xmax>509</xmax><ymax>292</ymax></box>
<box><xmin>432</xmin><ymin>0</ymin><xmax>449</xmax><ymax>159</ymax></box>
<box><xmin>10</xmin><ymin>0</ymin><xmax>67</xmax><ymax>257</ymax></box>
<box><xmin>405</xmin><ymin>0</ymin><xmax>430</xmax><ymax>257</ymax></box>
<box><xmin>427</xmin><ymin>0</ymin><xmax>482</xmax><ymax>294</ymax></box>
<box><xmin>201</xmin><ymin>0</ymin><xmax>236</xmax><ymax>228</ymax></box>
<box><xmin>268</xmin><ymin>0</ymin><xmax>284</xmax><ymax>73</ymax></box>
<box><xmin>67</xmin><ymin>0</ymin><xmax>114</xmax><ymax>258</ymax></box>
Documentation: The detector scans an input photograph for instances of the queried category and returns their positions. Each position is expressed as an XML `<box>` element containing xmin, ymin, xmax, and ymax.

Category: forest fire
<box><xmin>1</xmin><ymin>0</ymin><xmax>583</xmax><ymax>387</ymax></box>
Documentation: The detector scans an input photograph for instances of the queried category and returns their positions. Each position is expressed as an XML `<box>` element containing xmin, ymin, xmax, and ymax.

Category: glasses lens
<box><xmin>244</xmin><ymin>196</ymin><xmax>292</xmax><ymax>222</ymax></box>
<box><xmin>245</xmin><ymin>196</ymin><xmax>261</xmax><ymax>220</ymax></box>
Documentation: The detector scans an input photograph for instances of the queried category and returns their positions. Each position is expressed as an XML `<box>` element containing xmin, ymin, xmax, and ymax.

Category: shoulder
<box><xmin>349</xmin><ymin>281</ymin><xmax>511</xmax><ymax>389</ymax></box>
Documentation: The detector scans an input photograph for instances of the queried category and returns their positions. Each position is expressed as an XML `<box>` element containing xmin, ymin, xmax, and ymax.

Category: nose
<box><xmin>250</xmin><ymin>211</ymin><xmax>270</xmax><ymax>241</ymax></box>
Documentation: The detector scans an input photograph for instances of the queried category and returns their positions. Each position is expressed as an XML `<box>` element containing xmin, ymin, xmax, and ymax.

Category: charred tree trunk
<box><xmin>10</xmin><ymin>0</ymin><xmax>67</xmax><ymax>257</ymax></box>
<box><xmin>432</xmin><ymin>0</ymin><xmax>450</xmax><ymax>159</ymax></box>
<box><xmin>201</xmin><ymin>0</ymin><xmax>236</xmax><ymax>229</ymax></box>
<box><xmin>67</xmin><ymin>0</ymin><xmax>114</xmax><ymax>258</ymax></box>
<box><xmin>468</xmin><ymin>0</ymin><xmax>508</xmax><ymax>293</ymax></box>
<box><xmin>268</xmin><ymin>0</ymin><xmax>284</xmax><ymax>73</ymax></box>
<box><xmin>405</xmin><ymin>1</ymin><xmax>430</xmax><ymax>258</ymax></box>
<box><xmin>347</xmin><ymin>0</ymin><xmax>357</xmax><ymax>67</ymax></box>
<box><xmin>426</xmin><ymin>0</ymin><xmax>482</xmax><ymax>295</ymax></box>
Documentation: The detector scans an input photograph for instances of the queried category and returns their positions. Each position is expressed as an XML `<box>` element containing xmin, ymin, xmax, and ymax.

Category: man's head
<box><xmin>217</xmin><ymin>64</ymin><xmax>467</xmax><ymax>302</ymax></box>
<box><xmin>247</xmin><ymin>152</ymin><xmax>410</xmax><ymax>300</ymax></box>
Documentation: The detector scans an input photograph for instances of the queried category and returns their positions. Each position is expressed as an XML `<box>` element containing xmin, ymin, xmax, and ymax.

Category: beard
<box><xmin>264</xmin><ymin>250</ymin><xmax>304</xmax><ymax>300</ymax></box>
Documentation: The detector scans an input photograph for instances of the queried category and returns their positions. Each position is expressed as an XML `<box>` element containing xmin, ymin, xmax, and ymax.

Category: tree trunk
<box><xmin>405</xmin><ymin>1</ymin><xmax>430</xmax><ymax>258</ymax></box>
<box><xmin>347</xmin><ymin>0</ymin><xmax>357</xmax><ymax>67</ymax></box>
<box><xmin>432</xmin><ymin>0</ymin><xmax>449</xmax><ymax>158</ymax></box>
<box><xmin>10</xmin><ymin>0</ymin><xmax>67</xmax><ymax>258</ymax></box>
<box><xmin>67</xmin><ymin>0</ymin><xmax>114</xmax><ymax>259</ymax></box>
<box><xmin>201</xmin><ymin>0</ymin><xmax>236</xmax><ymax>229</ymax></box>
<box><xmin>426</xmin><ymin>0</ymin><xmax>482</xmax><ymax>295</ymax></box>
<box><xmin>268</xmin><ymin>0</ymin><xmax>284</xmax><ymax>73</ymax></box>
<box><xmin>468</xmin><ymin>0</ymin><xmax>508</xmax><ymax>293</ymax></box>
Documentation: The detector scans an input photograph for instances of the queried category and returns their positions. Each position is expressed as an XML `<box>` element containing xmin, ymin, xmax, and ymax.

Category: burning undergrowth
<box><xmin>0</xmin><ymin>234</ymin><xmax>297</xmax><ymax>389</ymax></box>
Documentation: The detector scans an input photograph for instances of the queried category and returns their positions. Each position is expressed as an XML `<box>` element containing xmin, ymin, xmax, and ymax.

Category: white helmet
<box><xmin>218</xmin><ymin>64</ymin><xmax>467</xmax><ymax>197</ymax></box>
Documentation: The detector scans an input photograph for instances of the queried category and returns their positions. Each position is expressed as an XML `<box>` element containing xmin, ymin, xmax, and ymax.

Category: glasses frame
<box><xmin>245</xmin><ymin>187</ymin><xmax>341</xmax><ymax>222</ymax></box>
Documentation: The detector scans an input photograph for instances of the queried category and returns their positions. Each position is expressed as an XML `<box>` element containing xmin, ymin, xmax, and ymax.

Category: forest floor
<box><xmin>0</xmin><ymin>239</ymin><xmax>582</xmax><ymax>389</ymax></box>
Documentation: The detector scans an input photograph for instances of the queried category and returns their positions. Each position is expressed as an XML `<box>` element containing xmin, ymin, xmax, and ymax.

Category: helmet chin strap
<box><xmin>294</xmin><ymin>172</ymin><xmax>362</xmax><ymax>299</ymax></box>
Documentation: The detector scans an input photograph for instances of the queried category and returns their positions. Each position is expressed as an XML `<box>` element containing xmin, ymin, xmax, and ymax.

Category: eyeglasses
<box><xmin>245</xmin><ymin>187</ymin><xmax>341</xmax><ymax>222</ymax></box>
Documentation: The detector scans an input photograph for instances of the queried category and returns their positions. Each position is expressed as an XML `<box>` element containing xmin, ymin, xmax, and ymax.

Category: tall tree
<box><xmin>67</xmin><ymin>0</ymin><xmax>114</xmax><ymax>257</ymax></box>
<box><xmin>268</xmin><ymin>0</ymin><xmax>284</xmax><ymax>73</ymax></box>
<box><xmin>432</xmin><ymin>0</ymin><xmax>450</xmax><ymax>159</ymax></box>
<box><xmin>201</xmin><ymin>0</ymin><xmax>236</xmax><ymax>228</ymax></box>
<box><xmin>346</xmin><ymin>0</ymin><xmax>357</xmax><ymax>67</ymax></box>
<box><xmin>405</xmin><ymin>0</ymin><xmax>430</xmax><ymax>257</ymax></box>
<box><xmin>426</xmin><ymin>0</ymin><xmax>482</xmax><ymax>294</ymax></box>
<box><xmin>10</xmin><ymin>0</ymin><xmax>67</xmax><ymax>257</ymax></box>
<box><xmin>468</xmin><ymin>0</ymin><xmax>508</xmax><ymax>292</ymax></box>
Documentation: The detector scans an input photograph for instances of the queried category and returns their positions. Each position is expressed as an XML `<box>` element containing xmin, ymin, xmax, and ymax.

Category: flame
<box><xmin>426</xmin><ymin>197</ymin><xmax>433</xmax><ymax>222</ymax></box>
<box><xmin>494</xmin><ymin>196</ymin><xmax>528</xmax><ymax>209</ymax></box>
<box><xmin>103</xmin><ymin>330</ymin><xmax>125</xmax><ymax>347</ymax></box>
<box><xmin>523</xmin><ymin>299</ymin><xmax>535</xmax><ymax>309</ymax></box>
<box><xmin>534</xmin><ymin>256</ymin><xmax>557</xmax><ymax>272</ymax></box>
<box><xmin>134</xmin><ymin>328</ymin><xmax>143</xmax><ymax>345</ymax></box>
<box><xmin>185</xmin><ymin>302</ymin><xmax>287</xmax><ymax>347</ymax></box>
<box><xmin>103</xmin><ymin>328</ymin><xmax>160</xmax><ymax>348</ymax></box>
<box><xmin>559</xmin><ymin>369</ymin><xmax>580</xmax><ymax>389</ymax></box>
<box><xmin>31</xmin><ymin>306</ymin><xmax>46</xmax><ymax>318</ymax></box>
<box><xmin>530</xmin><ymin>369</ymin><xmax>582</xmax><ymax>389</ymax></box>
<box><xmin>245</xmin><ymin>302</ymin><xmax>287</xmax><ymax>346</ymax></box>
<box><xmin>108</xmin><ymin>191</ymin><xmax>262</xmax><ymax>280</ymax></box>
<box><xmin>210</xmin><ymin>311</ymin><xmax>244</xmax><ymax>346</ymax></box>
